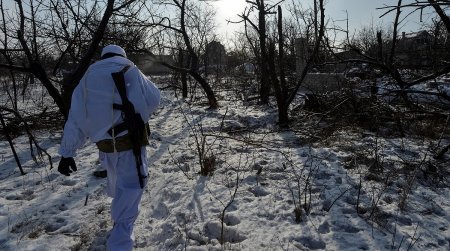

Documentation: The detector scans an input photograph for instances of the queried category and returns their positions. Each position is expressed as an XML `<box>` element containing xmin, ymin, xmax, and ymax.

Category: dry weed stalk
<box><xmin>287</xmin><ymin>152</ymin><xmax>322</xmax><ymax>222</ymax></box>
<box><xmin>180</xmin><ymin>106</ymin><xmax>228</xmax><ymax>176</ymax></box>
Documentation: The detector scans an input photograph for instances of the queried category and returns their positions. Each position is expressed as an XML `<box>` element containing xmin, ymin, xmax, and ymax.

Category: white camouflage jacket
<box><xmin>59</xmin><ymin>56</ymin><xmax>161</xmax><ymax>157</ymax></box>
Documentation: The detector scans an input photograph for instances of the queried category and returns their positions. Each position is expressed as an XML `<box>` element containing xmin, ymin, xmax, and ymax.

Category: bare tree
<box><xmin>0</xmin><ymin>0</ymin><xmax>145</xmax><ymax>174</ymax></box>
<box><xmin>234</xmin><ymin>0</ymin><xmax>282</xmax><ymax>104</ymax></box>
<box><xmin>270</xmin><ymin>0</ymin><xmax>326</xmax><ymax>126</ymax></box>
<box><xmin>0</xmin><ymin>110</ymin><xmax>25</xmax><ymax>175</ymax></box>
<box><xmin>341</xmin><ymin>0</ymin><xmax>450</xmax><ymax>98</ymax></box>
<box><xmin>140</xmin><ymin>0</ymin><xmax>218</xmax><ymax>108</ymax></box>
<box><xmin>0</xmin><ymin>0</ymin><xmax>141</xmax><ymax>119</ymax></box>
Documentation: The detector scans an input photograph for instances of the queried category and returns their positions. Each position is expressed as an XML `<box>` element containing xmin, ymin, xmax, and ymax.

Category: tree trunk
<box><xmin>179</xmin><ymin>0</ymin><xmax>218</xmax><ymax>108</ymax></box>
<box><xmin>377</xmin><ymin>31</ymin><xmax>383</xmax><ymax>62</ymax></box>
<box><xmin>287</xmin><ymin>0</ymin><xmax>325</xmax><ymax>107</ymax></box>
<box><xmin>182</xmin><ymin>73</ymin><xmax>188</xmax><ymax>98</ymax></box>
<box><xmin>189</xmin><ymin>70</ymin><xmax>218</xmax><ymax>108</ymax></box>
<box><xmin>277</xmin><ymin>6</ymin><xmax>288</xmax><ymax>127</ymax></box>
<box><xmin>258</xmin><ymin>0</ymin><xmax>270</xmax><ymax>104</ymax></box>
<box><xmin>30</xmin><ymin>63</ymin><xmax>68</xmax><ymax>120</ymax></box>
<box><xmin>268</xmin><ymin>42</ymin><xmax>288</xmax><ymax>127</ymax></box>
<box><xmin>0</xmin><ymin>111</ymin><xmax>25</xmax><ymax>175</ymax></box>
<box><xmin>268</xmin><ymin>7</ymin><xmax>290</xmax><ymax>128</ymax></box>
<box><xmin>278</xmin><ymin>104</ymin><xmax>289</xmax><ymax>127</ymax></box>
<box><xmin>428</xmin><ymin>0</ymin><xmax>450</xmax><ymax>33</ymax></box>
<box><xmin>178</xmin><ymin>48</ymin><xmax>188</xmax><ymax>98</ymax></box>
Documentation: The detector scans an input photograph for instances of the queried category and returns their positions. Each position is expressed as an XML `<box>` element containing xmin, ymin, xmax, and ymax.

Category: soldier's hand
<box><xmin>58</xmin><ymin>157</ymin><xmax>77</xmax><ymax>176</ymax></box>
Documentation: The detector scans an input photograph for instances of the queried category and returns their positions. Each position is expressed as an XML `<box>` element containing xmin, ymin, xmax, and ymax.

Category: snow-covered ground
<box><xmin>0</xmin><ymin>87</ymin><xmax>449</xmax><ymax>250</ymax></box>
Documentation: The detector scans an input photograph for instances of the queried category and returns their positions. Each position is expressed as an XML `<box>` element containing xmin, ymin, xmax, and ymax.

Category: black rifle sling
<box><xmin>111</xmin><ymin>65</ymin><xmax>146</xmax><ymax>189</ymax></box>
<box><xmin>113</xmin><ymin>65</ymin><xmax>131</xmax><ymax>105</ymax></box>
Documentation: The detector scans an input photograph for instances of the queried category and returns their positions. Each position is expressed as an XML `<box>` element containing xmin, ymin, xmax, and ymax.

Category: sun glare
<box><xmin>210</xmin><ymin>0</ymin><xmax>248</xmax><ymax>37</ymax></box>
<box><xmin>213</xmin><ymin>0</ymin><xmax>247</xmax><ymax>19</ymax></box>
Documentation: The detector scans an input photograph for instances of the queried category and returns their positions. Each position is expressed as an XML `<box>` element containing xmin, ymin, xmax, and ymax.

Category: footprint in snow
<box><xmin>44</xmin><ymin>217</ymin><xmax>68</xmax><ymax>233</ymax></box>
<box><xmin>318</xmin><ymin>221</ymin><xmax>330</xmax><ymax>234</ymax></box>
<box><xmin>168</xmin><ymin>191</ymin><xmax>182</xmax><ymax>203</ymax></box>
<box><xmin>341</xmin><ymin>207</ymin><xmax>355</xmax><ymax>215</ymax></box>
<box><xmin>61</xmin><ymin>179</ymin><xmax>77</xmax><ymax>186</ymax></box>
<box><xmin>151</xmin><ymin>201</ymin><xmax>169</xmax><ymax>220</ymax></box>
<box><xmin>223</xmin><ymin>214</ymin><xmax>241</xmax><ymax>226</ymax></box>
<box><xmin>5</xmin><ymin>194</ymin><xmax>22</xmax><ymax>201</ymax></box>
<box><xmin>270</xmin><ymin>173</ymin><xmax>287</xmax><ymax>180</ymax></box>
<box><xmin>42</xmin><ymin>215</ymin><xmax>80</xmax><ymax>235</ymax></box>
<box><xmin>0</xmin><ymin>206</ymin><xmax>7</xmax><ymax>216</ymax></box>
<box><xmin>46</xmin><ymin>173</ymin><xmax>60</xmax><ymax>182</ymax></box>
<box><xmin>294</xmin><ymin>236</ymin><xmax>326</xmax><ymax>250</ymax></box>
<box><xmin>259</xmin><ymin>160</ymin><xmax>269</xmax><ymax>166</ymax></box>
<box><xmin>315</xmin><ymin>171</ymin><xmax>331</xmax><ymax>180</ymax></box>
<box><xmin>204</xmin><ymin>221</ymin><xmax>246</xmax><ymax>243</ymax></box>
<box><xmin>397</xmin><ymin>215</ymin><xmax>412</xmax><ymax>226</ymax></box>
<box><xmin>333</xmin><ymin>223</ymin><xmax>361</xmax><ymax>234</ymax></box>
<box><xmin>5</xmin><ymin>190</ymin><xmax>36</xmax><ymax>201</ymax></box>
<box><xmin>249</xmin><ymin>186</ymin><xmax>270</xmax><ymax>197</ymax></box>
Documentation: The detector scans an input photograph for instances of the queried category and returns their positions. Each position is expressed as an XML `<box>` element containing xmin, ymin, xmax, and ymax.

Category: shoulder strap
<box><xmin>120</xmin><ymin>65</ymin><xmax>131</xmax><ymax>74</ymax></box>
<box><xmin>111</xmin><ymin>65</ymin><xmax>131</xmax><ymax>103</ymax></box>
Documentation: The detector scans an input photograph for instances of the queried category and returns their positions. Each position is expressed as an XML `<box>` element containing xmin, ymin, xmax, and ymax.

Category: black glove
<box><xmin>58</xmin><ymin>157</ymin><xmax>77</xmax><ymax>176</ymax></box>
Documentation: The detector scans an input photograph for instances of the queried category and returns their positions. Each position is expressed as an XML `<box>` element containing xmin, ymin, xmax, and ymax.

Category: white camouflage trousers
<box><xmin>99</xmin><ymin>148</ymin><xmax>148</xmax><ymax>251</ymax></box>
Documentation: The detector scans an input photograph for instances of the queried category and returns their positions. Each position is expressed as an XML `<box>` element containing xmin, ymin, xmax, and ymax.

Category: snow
<box><xmin>0</xmin><ymin>86</ymin><xmax>449</xmax><ymax>250</ymax></box>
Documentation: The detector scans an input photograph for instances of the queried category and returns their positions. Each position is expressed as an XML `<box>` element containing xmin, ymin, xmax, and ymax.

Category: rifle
<box><xmin>111</xmin><ymin>65</ymin><xmax>146</xmax><ymax>188</ymax></box>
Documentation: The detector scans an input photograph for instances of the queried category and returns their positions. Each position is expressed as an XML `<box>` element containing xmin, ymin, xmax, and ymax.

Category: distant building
<box><xmin>333</xmin><ymin>50</ymin><xmax>367</xmax><ymax>73</ymax></box>
<box><xmin>129</xmin><ymin>54</ymin><xmax>175</xmax><ymax>75</ymax></box>
<box><xmin>204</xmin><ymin>41</ymin><xmax>227</xmax><ymax>66</ymax></box>
<box><xmin>334</xmin><ymin>50</ymin><xmax>366</xmax><ymax>61</ymax></box>
<box><xmin>295</xmin><ymin>38</ymin><xmax>350</xmax><ymax>93</ymax></box>
<box><xmin>395</xmin><ymin>30</ymin><xmax>433</xmax><ymax>68</ymax></box>
<box><xmin>234</xmin><ymin>63</ymin><xmax>255</xmax><ymax>75</ymax></box>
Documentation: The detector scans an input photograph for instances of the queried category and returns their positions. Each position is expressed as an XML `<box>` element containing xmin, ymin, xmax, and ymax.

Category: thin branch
<box><xmin>0</xmin><ymin>63</ymin><xmax>30</xmax><ymax>72</ymax></box>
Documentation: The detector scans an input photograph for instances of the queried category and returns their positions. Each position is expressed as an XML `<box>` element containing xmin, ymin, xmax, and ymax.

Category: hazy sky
<box><xmin>211</xmin><ymin>0</ymin><xmax>435</xmax><ymax>39</ymax></box>
<box><xmin>326</xmin><ymin>0</ymin><xmax>433</xmax><ymax>32</ymax></box>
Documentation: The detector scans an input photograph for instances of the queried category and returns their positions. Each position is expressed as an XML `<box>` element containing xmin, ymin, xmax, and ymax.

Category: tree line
<box><xmin>0</xmin><ymin>0</ymin><xmax>449</xmax><ymax>129</ymax></box>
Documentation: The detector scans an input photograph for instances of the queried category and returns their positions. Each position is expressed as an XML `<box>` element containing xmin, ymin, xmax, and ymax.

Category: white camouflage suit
<box><xmin>59</xmin><ymin>45</ymin><xmax>161</xmax><ymax>251</ymax></box>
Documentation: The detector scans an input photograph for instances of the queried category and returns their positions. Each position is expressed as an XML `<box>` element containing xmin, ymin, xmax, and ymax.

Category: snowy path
<box><xmin>0</xmin><ymin>91</ymin><xmax>449</xmax><ymax>250</ymax></box>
